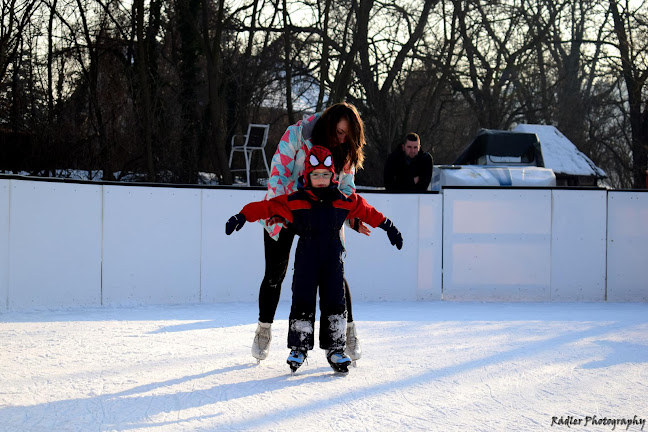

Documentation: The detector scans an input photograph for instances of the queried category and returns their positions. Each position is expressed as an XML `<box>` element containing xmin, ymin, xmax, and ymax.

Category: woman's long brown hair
<box><xmin>311</xmin><ymin>102</ymin><xmax>366</xmax><ymax>171</ymax></box>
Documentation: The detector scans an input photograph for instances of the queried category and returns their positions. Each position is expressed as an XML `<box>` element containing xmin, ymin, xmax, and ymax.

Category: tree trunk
<box><xmin>317</xmin><ymin>0</ymin><xmax>331</xmax><ymax>111</ymax></box>
<box><xmin>202</xmin><ymin>0</ymin><xmax>232</xmax><ymax>185</ymax></box>
<box><xmin>135</xmin><ymin>0</ymin><xmax>155</xmax><ymax>181</ymax></box>
<box><xmin>282</xmin><ymin>0</ymin><xmax>294</xmax><ymax>124</ymax></box>
<box><xmin>610</xmin><ymin>0</ymin><xmax>648</xmax><ymax>188</ymax></box>
<box><xmin>177</xmin><ymin>0</ymin><xmax>201</xmax><ymax>183</ymax></box>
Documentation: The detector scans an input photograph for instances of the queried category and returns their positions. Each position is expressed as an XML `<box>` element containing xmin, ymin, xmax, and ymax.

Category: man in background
<box><xmin>384</xmin><ymin>133</ymin><xmax>433</xmax><ymax>191</ymax></box>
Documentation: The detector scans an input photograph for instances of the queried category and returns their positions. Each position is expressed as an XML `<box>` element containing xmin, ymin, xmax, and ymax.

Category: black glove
<box><xmin>225</xmin><ymin>213</ymin><xmax>246</xmax><ymax>235</ymax></box>
<box><xmin>379</xmin><ymin>218</ymin><xmax>403</xmax><ymax>250</ymax></box>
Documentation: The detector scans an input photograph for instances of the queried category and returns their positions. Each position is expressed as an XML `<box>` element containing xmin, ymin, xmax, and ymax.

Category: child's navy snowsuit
<box><xmin>239</xmin><ymin>185</ymin><xmax>386</xmax><ymax>351</ymax></box>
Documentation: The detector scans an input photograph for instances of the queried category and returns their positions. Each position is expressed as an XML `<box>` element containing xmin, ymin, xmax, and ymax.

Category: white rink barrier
<box><xmin>0</xmin><ymin>178</ymin><xmax>646</xmax><ymax>311</ymax></box>
<box><xmin>442</xmin><ymin>189</ymin><xmax>608</xmax><ymax>301</ymax></box>
<box><xmin>607</xmin><ymin>191</ymin><xmax>648</xmax><ymax>301</ymax></box>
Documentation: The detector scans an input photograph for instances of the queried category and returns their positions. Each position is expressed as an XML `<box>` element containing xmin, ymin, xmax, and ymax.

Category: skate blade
<box><xmin>252</xmin><ymin>354</ymin><xmax>268</xmax><ymax>363</ymax></box>
<box><xmin>329</xmin><ymin>362</ymin><xmax>351</xmax><ymax>374</ymax></box>
<box><xmin>287</xmin><ymin>361</ymin><xmax>302</xmax><ymax>373</ymax></box>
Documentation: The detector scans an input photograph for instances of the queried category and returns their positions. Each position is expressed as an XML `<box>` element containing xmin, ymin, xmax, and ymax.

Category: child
<box><xmin>226</xmin><ymin>146</ymin><xmax>403</xmax><ymax>373</ymax></box>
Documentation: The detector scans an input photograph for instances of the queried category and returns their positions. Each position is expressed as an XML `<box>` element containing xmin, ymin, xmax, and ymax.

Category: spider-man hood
<box><xmin>303</xmin><ymin>145</ymin><xmax>338</xmax><ymax>188</ymax></box>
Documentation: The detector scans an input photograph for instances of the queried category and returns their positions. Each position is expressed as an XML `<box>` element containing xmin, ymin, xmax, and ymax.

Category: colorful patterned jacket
<box><xmin>261</xmin><ymin>113</ymin><xmax>357</xmax><ymax>239</ymax></box>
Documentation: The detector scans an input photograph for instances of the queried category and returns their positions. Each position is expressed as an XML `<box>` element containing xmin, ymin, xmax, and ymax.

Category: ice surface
<box><xmin>1</xmin><ymin>301</ymin><xmax>647</xmax><ymax>432</ymax></box>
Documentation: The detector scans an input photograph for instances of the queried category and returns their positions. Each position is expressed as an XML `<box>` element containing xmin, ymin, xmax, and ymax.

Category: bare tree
<box><xmin>134</xmin><ymin>0</ymin><xmax>154</xmax><ymax>180</ymax></box>
<box><xmin>348</xmin><ymin>0</ymin><xmax>438</xmax><ymax>185</ymax></box>
<box><xmin>53</xmin><ymin>0</ymin><xmax>125</xmax><ymax>180</ymax></box>
<box><xmin>450</xmin><ymin>0</ymin><xmax>562</xmax><ymax>129</ymax></box>
<box><xmin>2</xmin><ymin>0</ymin><xmax>644</xmax><ymax>189</ymax></box>
<box><xmin>200</xmin><ymin>0</ymin><xmax>232</xmax><ymax>184</ymax></box>
<box><xmin>609</xmin><ymin>0</ymin><xmax>648</xmax><ymax>188</ymax></box>
<box><xmin>0</xmin><ymin>0</ymin><xmax>39</xmax><ymax>86</ymax></box>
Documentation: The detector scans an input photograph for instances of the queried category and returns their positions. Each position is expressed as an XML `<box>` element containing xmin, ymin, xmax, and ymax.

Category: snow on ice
<box><xmin>1</xmin><ymin>301</ymin><xmax>647</xmax><ymax>432</ymax></box>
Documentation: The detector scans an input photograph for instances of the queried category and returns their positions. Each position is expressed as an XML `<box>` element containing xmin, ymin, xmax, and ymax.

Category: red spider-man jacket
<box><xmin>240</xmin><ymin>186</ymin><xmax>386</xmax><ymax>231</ymax></box>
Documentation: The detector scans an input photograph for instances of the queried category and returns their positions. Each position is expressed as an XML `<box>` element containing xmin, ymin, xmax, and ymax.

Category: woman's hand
<box><xmin>267</xmin><ymin>215</ymin><xmax>286</xmax><ymax>225</ymax></box>
<box><xmin>351</xmin><ymin>218</ymin><xmax>372</xmax><ymax>236</ymax></box>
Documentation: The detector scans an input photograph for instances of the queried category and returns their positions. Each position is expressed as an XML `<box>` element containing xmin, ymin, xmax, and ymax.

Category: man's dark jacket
<box><xmin>384</xmin><ymin>148</ymin><xmax>433</xmax><ymax>191</ymax></box>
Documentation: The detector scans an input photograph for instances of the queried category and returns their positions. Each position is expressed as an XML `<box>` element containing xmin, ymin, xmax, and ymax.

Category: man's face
<box><xmin>402</xmin><ymin>139</ymin><xmax>420</xmax><ymax>159</ymax></box>
<box><xmin>310</xmin><ymin>168</ymin><xmax>333</xmax><ymax>188</ymax></box>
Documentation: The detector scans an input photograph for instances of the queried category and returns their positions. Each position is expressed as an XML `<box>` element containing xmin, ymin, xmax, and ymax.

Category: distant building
<box><xmin>513</xmin><ymin>124</ymin><xmax>606</xmax><ymax>187</ymax></box>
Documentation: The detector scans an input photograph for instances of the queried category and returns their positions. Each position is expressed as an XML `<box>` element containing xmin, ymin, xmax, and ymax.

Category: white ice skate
<box><xmin>252</xmin><ymin>321</ymin><xmax>272</xmax><ymax>363</ymax></box>
<box><xmin>345</xmin><ymin>321</ymin><xmax>361</xmax><ymax>367</ymax></box>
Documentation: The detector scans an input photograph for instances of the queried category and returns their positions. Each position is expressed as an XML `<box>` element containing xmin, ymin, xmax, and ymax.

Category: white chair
<box><xmin>228</xmin><ymin>124</ymin><xmax>270</xmax><ymax>186</ymax></box>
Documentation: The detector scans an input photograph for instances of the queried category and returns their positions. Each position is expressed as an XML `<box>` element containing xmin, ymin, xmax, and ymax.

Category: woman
<box><xmin>252</xmin><ymin>102</ymin><xmax>368</xmax><ymax>364</ymax></box>
<box><xmin>229</xmin><ymin>145</ymin><xmax>402</xmax><ymax>373</ymax></box>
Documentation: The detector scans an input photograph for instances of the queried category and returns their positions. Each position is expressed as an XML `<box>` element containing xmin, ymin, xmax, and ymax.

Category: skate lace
<box><xmin>346</xmin><ymin>325</ymin><xmax>359</xmax><ymax>351</ymax></box>
<box><xmin>289</xmin><ymin>349</ymin><xmax>306</xmax><ymax>362</ymax></box>
<box><xmin>346</xmin><ymin>332</ymin><xmax>357</xmax><ymax>349</ymax></box>
<box><xmin>256</xmin><ymin>327</ymin><xmax>271</xmax><ymax>348</ymax></box>
<box><xmin>327</xmin><ymin>349</ymin><xmax>346</xmax><ymax>360</ymax></box>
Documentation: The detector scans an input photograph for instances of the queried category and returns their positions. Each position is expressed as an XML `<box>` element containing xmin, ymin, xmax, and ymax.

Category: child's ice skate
<box><xmin>252</xmin><ymin>322</ymin><xmax>272</xmax><ymax>363</ymax></box>
<box><xmin>287</xmin><ymin>349</ymin><xmax>308</xmax><ymax>374</ymax></box>
<box><xmin>345</xmin><ymin>321</ymin><xmax>362</xmax><ymax>367</ymax></box>
<box><xmin>326</xmin><ymin>349</ymin><xmax>352</xmax><ymax>374</ymax></box>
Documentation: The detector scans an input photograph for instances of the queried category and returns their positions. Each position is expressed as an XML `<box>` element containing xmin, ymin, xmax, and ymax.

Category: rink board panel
<box><xmin>607</xmin><ymin>191</ymin><xmax>648</xmax><ymax>302</ymax></box>
<box><xmin>416</xmin><ymin>194</ymin><xmax>443</xmax><ymax>300</ymax></box>
<box><xmin>102</xmin><ymin>185</ymin><xmax>202</xmax><ymax>305</ymax></box>
<box><xmin>0</xmin><ymin>181</ymin><xmax>9</xmax><ymax>312</ymax></box>
<box><xmin>550</xmin><ymin>190</ymin><xmax>607</xmax><ymax>301</ymax></box>
<box><xmin>201</xmin><ymin>189</ymin><xmax>268</xmax><ymax>303</ymax></box>
<box><xmin>0</xmin><ymin>176</ymin><xmax>647</xmax><ymax>311</ymax></box>
<box><xmin>345</xmin><ymin>193</ymin><xmax>420</xmax><ymax>301</ymax></box>
<box><xmin>442</xmin><ymin>189</ymin><xmax>552</xmax><ymax>301</ymax></box>
<box><xmin>8</xmin><ymin>180</ymin><xmax>102</xmax><ymax>309</ymax></box>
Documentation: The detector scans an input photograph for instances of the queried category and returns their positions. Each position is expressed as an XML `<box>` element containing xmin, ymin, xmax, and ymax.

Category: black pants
<box><xmin>288</xmin><ymin>240</ymin><xmax>346</xmax><ymax>350</ymax></box>
<box><xmin>258</xmin><ymin>227</ymin><xmax>354</xmax><ymax>324</ymax></box>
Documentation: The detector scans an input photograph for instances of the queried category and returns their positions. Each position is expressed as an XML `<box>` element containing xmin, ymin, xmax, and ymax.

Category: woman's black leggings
<box><xmin>258</xmin><ymin>227</ymin><xmax>354</xmax><ymax>324</ymax></box>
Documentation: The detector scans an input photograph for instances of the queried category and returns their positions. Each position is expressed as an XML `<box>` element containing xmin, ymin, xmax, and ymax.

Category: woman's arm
<box><xmin>337</xmin><ymin>162</ymin><xmax>356</xmax><ymax>197</ymax></box>
<box><xmin>266</xmin><ymin>128</ymin><xmax>301</xmax><ymax>200</ymax></box>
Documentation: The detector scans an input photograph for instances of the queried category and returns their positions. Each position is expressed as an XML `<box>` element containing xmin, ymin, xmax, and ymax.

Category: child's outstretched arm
<box><xmin>378</xmin><ymin>218</ymin><xmax>403</xmax><ymax>250</ymax></box>
<box><xmin>225</xmin><ymin>213</ymin><xmax>246</xmax><ymax>235</ymax></box>
<box><xmin>225</xmin><ymin>196</ymin><xmax>293</xmax><ymax>235</ymax></box>
<box><xmin>345</xmin><ymin>194</ymin><xmax>404</xmax><ymax>249</ymax></box>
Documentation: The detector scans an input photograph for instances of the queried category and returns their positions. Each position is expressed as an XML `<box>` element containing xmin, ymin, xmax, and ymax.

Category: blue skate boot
<box><xmin>326</xmin><ymin>349</ymin><xmax>352</xmax><ymax>374</ymax></box>
<box><xmin>287</xmin><ymin>349</ymin><xmax>308</xmax><ymax>373</ymax></box>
